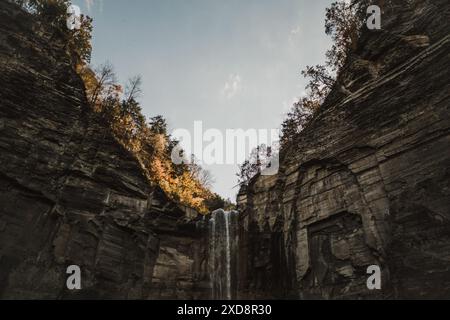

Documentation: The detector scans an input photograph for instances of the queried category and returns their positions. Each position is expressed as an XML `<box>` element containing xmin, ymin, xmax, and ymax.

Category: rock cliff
<box><xmin>1</xmin><ymin>0</ymin><xmax>449</xmax><ymax>301</ymax></box>
<box><xmin>0</xmin><ymin>1</ymin><xmax>209</xmax><ymax>299</ymax></box>
<box><xmin>237</xmin><ymin>0</ymin><xmax>450</xmax><ymax>299</ymax></box>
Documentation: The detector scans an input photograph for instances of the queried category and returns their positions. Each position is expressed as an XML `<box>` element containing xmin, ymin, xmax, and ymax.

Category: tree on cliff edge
<box><xmin>14</xmin><ymin>0</ymin><xmax>93</xmax><ymax>64</ymax></box>
<box><xmin>280</xmin><ymin>0</ymin><xmax>365</xmax><ymax>148</ymax></box>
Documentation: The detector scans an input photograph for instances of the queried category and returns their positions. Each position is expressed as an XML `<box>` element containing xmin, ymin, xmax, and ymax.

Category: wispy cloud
<box><xmin>85</xmin><ymin>0</ymin><xmax>94</xmax><ymax>12</ymax></box>
<box><xmin>84</xmin><ymin>0</ymin><xmax>103</xmax><ymax>13</ymax></box>
<box><xmin>290</xmin><ymin>26</ymin><xmax>301</xmax><ymax>36</ymax></box>
<box><xmin>221</xmin><ymin>74</ymin><xmax>242</xmax><ymax>99</ymax></box>
<box><xmin>288</xmin><ymin>26</ymin><xmax>302</xmax><ymax>43</ymax></box>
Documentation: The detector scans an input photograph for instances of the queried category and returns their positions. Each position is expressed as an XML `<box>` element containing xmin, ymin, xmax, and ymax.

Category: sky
<box><xmin>72</xmin><ymin>0</ymin><xmax>334</xmax><ymax>201</ymax></box>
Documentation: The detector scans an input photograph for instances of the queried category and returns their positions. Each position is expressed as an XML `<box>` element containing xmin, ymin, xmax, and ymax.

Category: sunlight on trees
<box><xmin>13</xmin><ymin>0</ymin><xmax>221</xmax><ymax>213</ymax></box>
<box><xmin>80</xmin><ymin>63</ymin><xmax>218</xmax><ymax>213</ymax></box>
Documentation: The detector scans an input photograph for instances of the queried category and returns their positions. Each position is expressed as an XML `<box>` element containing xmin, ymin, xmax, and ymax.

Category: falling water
<box><xmin>224</xmin><ymin>212</ymin><xmax>231</xmax><ymax>300</ymax></box>
<box><xmin>209</xmin><ymin>209</ymin><xmax>238</xmax><ymax>300</ymax></box>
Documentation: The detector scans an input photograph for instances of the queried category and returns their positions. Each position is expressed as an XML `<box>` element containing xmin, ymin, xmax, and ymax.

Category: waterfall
<box><xmin>208</xmin><ymin>209</ymin><xmax>238</xmax><ymax>300</ymax></box>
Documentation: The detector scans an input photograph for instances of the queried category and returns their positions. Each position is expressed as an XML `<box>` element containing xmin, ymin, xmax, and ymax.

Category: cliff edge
<box><xmin>237</xmin><ymin>0</ymin><xmax>450</xmax><ymax>299</ymax></box>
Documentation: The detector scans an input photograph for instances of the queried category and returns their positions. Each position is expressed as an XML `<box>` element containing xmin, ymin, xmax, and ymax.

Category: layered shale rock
<box><xmin>237</xmin><ymin>0</ymin><xmax>450</xmax><ymax>299</ymax></box>
<box><xmin>0</xmin><ymin>1</ymin><xmax>208</xmax><ymax>299</ymax></box>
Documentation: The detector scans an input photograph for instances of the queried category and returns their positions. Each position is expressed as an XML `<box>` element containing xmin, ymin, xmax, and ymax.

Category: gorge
<box><xmin>0</xmin><ymin>0</ymin><xmax>449</xmax><ymax>300</ymax></box>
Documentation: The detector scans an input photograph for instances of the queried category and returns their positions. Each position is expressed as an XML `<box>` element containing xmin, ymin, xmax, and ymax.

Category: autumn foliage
<box><xmin>16</xmin><ymin>0</ymin><xmax>218</xmax><ymax>213</ymax></box>
<box><xmin>79</xmin><ymin>62</ymin><xmax>217</xmax><ymax>213</ymax></box>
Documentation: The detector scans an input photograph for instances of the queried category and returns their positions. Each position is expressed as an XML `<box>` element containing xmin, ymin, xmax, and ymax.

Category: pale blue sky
<box><xmin>72</xmin><ymin>0</ymin><xmax>334</xmax><ymax>200</ymax></box>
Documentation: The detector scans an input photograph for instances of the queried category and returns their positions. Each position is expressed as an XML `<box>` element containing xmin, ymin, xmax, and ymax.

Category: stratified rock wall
<box><xmin>1</xmin><ymin>0</ymin><xmax>449</xmax><ymax>301</ymax></box>
<box><xmin>237</xmin><ymin>0</ymin><xmax>450</xmax><ymax>299</ymax></box>
<box><xmin>0</xmin><ymin>2</ymin><xmax>208</xmax><ymax>299</ymax></box>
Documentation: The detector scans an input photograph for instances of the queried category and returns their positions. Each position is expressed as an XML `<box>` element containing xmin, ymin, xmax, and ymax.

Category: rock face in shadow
<box><xmin>237</xmin><ymin>0</ymin><xmax>450</xmax><ymax>299</ymax></box>
<box><xmin>0</xmin><ymin>2</ymin><xmax>209</xmax><ymax>299</ymax></box>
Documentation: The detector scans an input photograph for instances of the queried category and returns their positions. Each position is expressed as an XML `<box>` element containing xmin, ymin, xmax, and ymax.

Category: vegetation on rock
<box><xmin>281</xmin><ymin>0</ymin><xmax>365</xmax><ymax>146</ymax></box>
<box><xmin>14</xmin><ymin>0</ymin><xmax>223</xmax><ymax>213</ymax></box>
<box><xmin>238</xmin><ymin>0</ymin><xmax>367</xmax><ymax>187</ymax></box>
